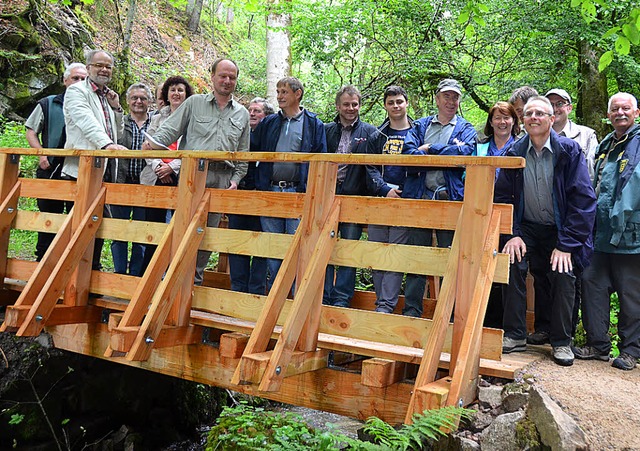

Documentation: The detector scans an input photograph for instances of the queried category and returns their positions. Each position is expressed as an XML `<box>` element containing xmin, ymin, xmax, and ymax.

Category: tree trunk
<box><xmin>187</xmin><ymin>0</ymin><xmax>204</xmax><ymax>32</ymax></box>
<box><xmin>576</xmin><ymin>39</ymin><xmax>609</xmax><ymax>138</ymax></box>
<box><xmin>266</xmin><ymin>8</ymin><xmax>291</xmax><ymax>109</ymax></box>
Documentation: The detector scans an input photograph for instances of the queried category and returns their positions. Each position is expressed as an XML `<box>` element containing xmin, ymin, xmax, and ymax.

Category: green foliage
<box><xmin>9</xmin><ymin>414</ymin><xmax>25</xmax><ymax>425</ymax></box>
<box><xmin>515</xmin><ymin>417</ymin><xmax>540</xmax><ymax>449</ymax></box>
<box><xmin>206</xmin><ymin>402</ymin><xmax>473</xmax><ymax>451</ymax></box>
<box><xmin>575</xmin><ymin>292</ymin><xmax>620</xmax><ymax>357</ymax></box>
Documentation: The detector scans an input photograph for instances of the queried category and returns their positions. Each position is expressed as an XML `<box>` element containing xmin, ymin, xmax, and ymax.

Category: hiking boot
<box><xmin>612</xmin><ymin>352</ymin><xmax>638</xmax><ymax>371</ymax></box>
<box><xmin>571</xmin><ymin>345</ymin><xmax>610</xmax><ymax>361</ymax></box>
<box><xmin>503</xmin><ymin>337</ymin><xmax>526</xmax><ymax>354</ymax></box>
<box><xmin>553</xmin><ymin>346</ymin><xmax>574</xmax><ymax>366</ymax></box>
<box><xmin>527</xmin><ymin>330</ymin><xmax>550</xmax><ymax>345</ymax></box>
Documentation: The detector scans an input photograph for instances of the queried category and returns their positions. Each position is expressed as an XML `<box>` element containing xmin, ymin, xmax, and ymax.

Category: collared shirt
<box><xmin>128</xmin><ymin>113</ymin><xmax>152</xmax><ymax>180</ymax></box>
<box><xmin>90</xmin><ymin>81</ymin><xmax>114</xmax><ymax>141</ymax></box>
<box><xmin>272</xmin><ymin>109</ymin><xmax>304</xmax><ymax>182</ymax></box>
<box><xmin>523</xmin><ymin>137</ymin><xmax>555</xmax><ymax>225</ymax></box>
<box><xmin>151</xmin><ymin>93</ymin><xmax>249</xmax><ymax>186</ymax></box>
<box><xmin>559</xmin><ymin>120</ymin><xmax>598</xmax><ymax>181</ymax></box>
<box><xmin>336</xmin><ymin>123</ymin><xmax>354</xmax><ymax>183</ymax></box>
<box><xmin>424</xmin><ymin>115</ymin><xmax>457</xmax><ymax>193</ymax></box>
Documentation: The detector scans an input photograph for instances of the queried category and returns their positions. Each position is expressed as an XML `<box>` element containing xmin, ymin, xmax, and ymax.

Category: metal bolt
<box><xmin>197</xmin><ymin>227</ymin><xmax>204</xmax><ymax>234</ymax></box>
<box><xmin>493</xmin><ymin>249</ymin><xmax>498</xmax><ymax>257</ymax></box>
<box><xmin>7</xmin><ymin>207</ymin><xmax>14</xmax><ymax>214</ymax></box>
<box><xmin>275</xmin><ymin>366</ymin><xmax>281</xmax><ymax>375</ymax></box>
<box><xmin>145</xmin><ymin>336</ymin><xmax>155</xmax><ymax>344</ymax></box>
<box><xmin>330</xmin><ymin>230</ymin><xmax>335</xmax><ymax>238</ymax></box>
<box><xmin>94</xmin><ymin>157</ymin><xmax>102</xmax><ymax>168</ymax></box>
<box><xmin>10</xmin><ymin>154</ymin><xmax>19</xmax><ymax>164</ymax></box>
<box><xmin>92</xmin><ymin>215</ymin><xmax>99</xmax><ymax>222</ymax></box>
<box><xmin>458</xmin><ymin>398</ymin><xmax>464</xmax><ymax>407</ymax></box>
<box><xmin>198</xmin><ymin>159</ymin><xmax>206</xmax><ymax>171</ymax></box>
<box><xmin>35</xmin><ymin>314</ymin><xmax>43</xmax><ymax>322</ymax></box>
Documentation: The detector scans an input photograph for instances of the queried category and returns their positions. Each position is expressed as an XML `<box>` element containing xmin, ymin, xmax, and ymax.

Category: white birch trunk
<box><xmin>266</xmin><ymin>11</ymin><xmax>291</xmax><ymax>109</ymax></box>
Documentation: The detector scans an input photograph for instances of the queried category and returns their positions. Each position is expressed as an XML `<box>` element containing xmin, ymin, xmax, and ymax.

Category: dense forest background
<box><xmin>1</xmin><ymin>0</ymin><xmax>639</xmax><ymax>137</ymax></box>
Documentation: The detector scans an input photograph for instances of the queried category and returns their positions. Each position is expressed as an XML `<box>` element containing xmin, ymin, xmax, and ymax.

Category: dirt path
<box><xmin>524</xmin><ymin>346</ymin><xmax>640</xmax><ymax>450</ymax></box>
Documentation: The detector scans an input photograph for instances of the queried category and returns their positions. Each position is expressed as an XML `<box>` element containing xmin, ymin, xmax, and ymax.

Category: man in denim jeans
<box><xmin>252</xmin><ymin>77</ymin><xmax>327</xmax><ymax>291</ymax></box>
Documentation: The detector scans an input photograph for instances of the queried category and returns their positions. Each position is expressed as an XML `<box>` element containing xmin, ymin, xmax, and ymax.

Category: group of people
<box><xmin>26</xmin><ymin>49</ymin><xmax>639</xmax><ymax>372</ymax></box>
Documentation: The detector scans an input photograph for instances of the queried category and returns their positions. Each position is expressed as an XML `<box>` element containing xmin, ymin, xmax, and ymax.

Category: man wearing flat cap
<box><xmin>545</xmin><ymin>88</ymin><xmax>598</xmax><ymax>180</ymax></box>
<box><xmin>400</xmin><ymin>78</ymin><xmax>477</xmax><ymax>317</ymax></box>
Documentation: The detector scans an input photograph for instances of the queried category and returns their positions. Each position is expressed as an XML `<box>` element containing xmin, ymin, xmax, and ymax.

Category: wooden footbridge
<box><xmin>0</xmin><ymin>148</ymin><xmax>529</xmax><ymax>425</ymax></box>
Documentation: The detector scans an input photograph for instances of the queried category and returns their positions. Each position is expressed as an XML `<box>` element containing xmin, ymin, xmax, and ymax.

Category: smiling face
<box><xmin>167</xmin><ymin>83</ymin><xmax>187</xmax><ymax>111</ymax></box>
<box><xmin>87</xmin><ymin>52</ymin><xmax>114</xmax><ymax>87</ymax></box>
<box><xmin>547</xmin><ymin>94</ymin><xmax>572</xmax><ymax>129</ymax></box>
<box><xmin>336</xmin><ymin>93</ymin><xmax>360</xmax><ymax>126</ymax></box>
<box><xmin>127</xmin><ymin>88</ymin><xmax>150</xmax><ymax>115</ymax></box>
<box><xmin>608</xmin><ymin>94</ymin><xmax>640</xmax><ymax>137</ymax></box>
<box><xmin>276</xmin><ymin>84</ymin><xmax>302</xmax><ymax>112</ymax></box>
<box><xmin>435</xmin><ymin>90</ymin><xmax>460</xmax><ymax>122</ymax></box>
<box><xmin>523</xmin><ymin>99</ymin><xmax>554</xmax><ymax>140</ymax></box>
<box><xmin>211</xmin><ymin>59</ymin><xmax>238</xmax><ymax>98</ymax></box>
<box><xmin>491</xmin><ymin>111</ymin><xmax>515</xmax><ymax>140</ymax></box>
<box><xmin>248</xmin><ymin>102</ymin><xmax>267</xmax><ymax>130</ymax></box>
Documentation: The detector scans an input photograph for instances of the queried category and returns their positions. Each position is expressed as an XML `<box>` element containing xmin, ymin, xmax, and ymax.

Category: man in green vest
<box><xmin>25</xmin><ymin>62</ymin><xmax>88</xmax><ymax>261</ymax></box>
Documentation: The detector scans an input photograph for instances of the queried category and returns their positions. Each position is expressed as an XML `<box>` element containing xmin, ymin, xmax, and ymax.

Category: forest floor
<box><xmin>523</xmin><ymin>345</ymin><xmax>640</xmax><ymax>450</ymax></box>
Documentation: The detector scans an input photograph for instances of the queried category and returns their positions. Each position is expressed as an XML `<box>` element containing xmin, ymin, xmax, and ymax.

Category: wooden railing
<box><xmin>0</xmin><ymin>148</ymin><xmax>524</xmax><ymax>424</ymax></box>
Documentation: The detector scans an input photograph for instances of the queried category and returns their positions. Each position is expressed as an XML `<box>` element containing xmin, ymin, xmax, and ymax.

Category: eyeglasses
<box><xmin>550</xmin><ymin>101</ymin><xmax>569</xmax><ymax>108</ymax></box>
<box><xmin>129</xmin><ymin>96</ymin><xmax>149</xmax><ymax>102</ymax></box>
<box><xmin>89</xmin><ymin>63</ymin><xmax>114</xmax><ymax>70</ymax></box>
<box><xmin>523</xmin><ymin>110</ymin><xmax>552</xmax><ymax>118</ymax></box>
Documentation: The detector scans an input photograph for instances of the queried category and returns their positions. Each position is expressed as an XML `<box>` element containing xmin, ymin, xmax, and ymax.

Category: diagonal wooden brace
<box><xmin>13</xmin><ymin>188</ymin><xmax>106</xmax><ymax>336</ymax></box>
<box><xmin>230</xmin><ymin>230</ymin><xmax>301</xmax><ymax>385</ymax></box>
<box><xmin>234</xmin><ymin>349</ymin><xmax>329</xmax><ymax>385</ymax></box>
<box><xmin>0</xmin><ymin>181</ymin><xmax>21</xmax><ymax>236</ymax></box>
<box><xmin>257</xmin><ymin>200</ymin><xmax>340</xmax><ymax>392</ymax></box>
<box><xmin>125</xmin><ymin>192</ymin><xmax>210</xmax><ymax>361</ymax></box>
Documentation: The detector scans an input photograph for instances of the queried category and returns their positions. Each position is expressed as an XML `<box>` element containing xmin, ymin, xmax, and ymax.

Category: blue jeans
<box><xmin>260</xmin><ymin>185</ymin><xmax>300</xmax><ymax>292</ymax></box>
<box><xmin>110</xmin><ymin>204</ymin><xmax>147</xmax><ymax>277</ymax></box>
<box><xmin>228</xmin><ymin>213</ymin><xmax>267</xmax><ymax>295</ymax></box>
<box><xmin>368</xmin><ymin>224</ymin><xmax>409</xmax><ymax>313</ymax></box>
<box><xmin>323</xmin><ymin>223</ymin><xmax>362</xmax><ymax>307</ymax></box>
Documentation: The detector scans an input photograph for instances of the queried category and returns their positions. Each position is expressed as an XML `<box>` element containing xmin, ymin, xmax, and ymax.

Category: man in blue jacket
<box><xmin>252</xmin><ymin>77</ymin><xmax>327</xmax><ymax>291</ymax></box>
<box><xmin>322</xmin><ymin>85</ymin><xmax>384</xmax><ymax>307</ymax></box>
<box><xmin>400</xmin><ymin>78</ymin><xmax>477</xmax><ymax>317</ymax></box>
<box><xmin>573</xmin><ymin>92</ymin><xmax>640</xmax><ymax>371</ymax></box>
<box><xmin>495</xmin><ymin>96</ymin><xmax>596</xmax><ymax>366</ymax></box>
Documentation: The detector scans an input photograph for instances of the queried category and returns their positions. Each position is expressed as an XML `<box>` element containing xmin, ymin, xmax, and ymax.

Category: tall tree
<box><xmin>265</xmin><ymin>0</ymin><xmax>291</xmax><ymax>108</ymax></box>
<box><xmin>188</xmin><ymin>0</ymin><xmax>204</xmax><ymax>31</ymax></box>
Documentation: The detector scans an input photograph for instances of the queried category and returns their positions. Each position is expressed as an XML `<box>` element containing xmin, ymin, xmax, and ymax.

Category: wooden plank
<box><xmin>361</xmin><ymin>358</ymin><xmax>406</xmax><ymax>388</ymax></box>
<box><xmin>258</xmin><ymin>200</ymin><xmax>339</xmax><ymax>391</ymax></box>
<box><xmin>3</xmin><ymin>304</ymin><xmax>102</xmax><ymax>328</ymax></box>
<box><xmin>16</xmin><ymin>189</ymin><xmax>106</xmax><ymax>336</ymax></box>
<box><xmin>0</xmin><ymin>181</ymin><xmax>21</xmax><ymax>236</ymax></box>
<box><xmin>17</xmin><ymin>177</ymin><xmax>76</xmax><ymax>201</ymax></box>
<box><xmin>110</xmin><ymin>324</ymin><xmax>203</xmax><ymax>352</ymax></box>
<box><xmin>65</xmin><ymin>156</ymin><xmax>105</xmax><ymax>307</ymax></box>
<box><xmin>414</xmin><ymin>377</ymin><xmax>451</xmax><ymax>413</ymax></box>
<box><xmin>447</xmin><ymin>211</ymin><xmax>501</xmax><ymax>409</ymax></box>
<box><xmin>451</xmin><ymin>166</ymin><xmax>497</xmax><ymax>369</ymax></box>
<box><xmin>298</xmin><ymin>161</ymin><xmax>338</xmax><ymax>351</ymax></box>
<box><xmin>219</xmin><ymin>332</ymin><xmax>250</xmax><ymax>359</ymax></box>
<box><xmin>209</xmin><ymin>189</ymin><xmax>305</xmax><ymax>219</ymax></box>
<box><xmin>0</xmin><ymin>147</ymin><xmax>526</xmax><ymax>169</ymax></box>
<box><xmin>236</xmin><ymin>349</ymin><xmax>329</xmax><ymax>385</ymax></box>
<box><xmin>125</xmin><ymin>193</ymin><xmax>209</xmax><ymax>361</ymax></box>
<box><xmin>0</xmin><ymin>154</ymin><xmax>20</xmax><ymax>287</ymax></box>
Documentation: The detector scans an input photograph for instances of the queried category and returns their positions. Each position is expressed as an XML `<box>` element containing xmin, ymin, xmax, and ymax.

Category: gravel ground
<box><xmin>525</xmin><ymin>347</ymin><xmax>640</xmax><ymax>451</ymax></box>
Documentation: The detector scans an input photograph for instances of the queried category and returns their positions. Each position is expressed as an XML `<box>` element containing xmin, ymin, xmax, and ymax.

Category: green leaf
<box><xmin>61</xmin><ymin>418</ymin><xmax>70</xmax><ymax>425</ymax></box>
<box><xmin>615</xmin><ymin>36</ymin><xmax>631</xmax><ymax>55</ymax></box>
<box><xmin>570</xmin><ymin>0</ymin><xmax>581</xmax><ymax>8</ymax></box>
<box><xmin>622</xmin><ymin>23</ymin><xmax>640</xmax><ymax>45</ymax></box>
<box><xmin>602</xmin><ymin>26</ymin><xmax>621</xmax><ymax>39</ymax></box>
<box><xmin>473</xmin><ymin>16</ymin><xmax>487</xmax><ymax>27</ymax></box>
<box><xmin>465</xmin><ymin>23</ymin><xmax>475</xmax><ymax>38</ymax></box>
<box><xmin>477</xmin><ymin>3</ymin><xmax>489</xmax><ymax>13</ymax></box>
<box><xmin>9</xmin><ymin>414</ymin><xmax>24</xmax><ymax>425</ymax></box>
<box><xmin>598</xmin><ymin>50</ymin><xmax>613</xmax><ymax>71</ymax></box>
<box><xmin>581</xmin><ymin>1</ymin><xmax>596</xmax><ymax>19</ymax></box>
<box><xmin>456</xmin><ymin>11</ymin><xmax>470</xmax><ymax>24</ymax></box>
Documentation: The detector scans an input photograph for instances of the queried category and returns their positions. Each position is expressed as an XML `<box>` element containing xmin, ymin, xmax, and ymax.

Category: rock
<box><xmin>479</xmin><ymin>411</ymin><xmax>525</xmax><ymax>451</ymax></box>
<box><xmin>478</xmin><ymin>384</ymin><xmax>503</xmax><ymax>409</ymax></box>
<box><xmin>502</xmin><ymin>382</ymin><xmax>531</xmax><ymax>413</ymax></box>
<box><xmin>459</xmin><ymin>436</ymin><xmax>481</xmax><ymax>450</ymax></box>
<box><xmin>34</xmin><ymin>332</ymin><xmax>53</xmax><ymax>349</ymax></box>
<box><xmin>527</xmin><ymin>386</ymin><xmax>589</xmax><ymax>450</ymax></box>
<box><xmin>470</xmin><ymin>410</ymin><xmax>493</xmax><ymax>432</ymax></box>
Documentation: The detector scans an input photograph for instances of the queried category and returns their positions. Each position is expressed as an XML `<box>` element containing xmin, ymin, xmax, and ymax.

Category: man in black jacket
<box><xmin>322</xmin><ymin>85</ymin><xmax>384</xmax><ymax>307</ymax></box>
<box><xmin>25</xmin><ymin>62</ymin><xmax>87</xmax><ymax>261</ymax></box>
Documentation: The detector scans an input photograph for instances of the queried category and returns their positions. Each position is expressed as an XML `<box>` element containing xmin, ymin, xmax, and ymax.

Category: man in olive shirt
<box><xmin>145</xmin><ymin>58</ymin><xmax>250</xmax><ymax>285</ymax></box>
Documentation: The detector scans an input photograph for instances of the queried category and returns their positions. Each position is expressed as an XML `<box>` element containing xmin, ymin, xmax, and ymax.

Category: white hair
<box><xmin>608</xmin><ymin>92</ymin><xmax>638</xmax><ymax>111</ymax></box>
<box><xmin>63</xmin><ymin>62</ymin><xmax>87</xmax><ymax>81</ymax></box>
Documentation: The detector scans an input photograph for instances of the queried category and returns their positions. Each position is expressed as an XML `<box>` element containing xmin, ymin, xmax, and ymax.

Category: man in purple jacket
<box><xmin>495</xmin><ymin>96</ymin><xmax>596</xmax><ymax>366</ymax></box>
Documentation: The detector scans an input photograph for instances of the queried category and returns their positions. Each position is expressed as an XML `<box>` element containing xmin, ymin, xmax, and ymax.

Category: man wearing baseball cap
<box><xmin>400</xmin><ymin>78</ymin><xmax>477</xmax><ymax>317</ymax></box>
<box><xmin>545</xmin><ymin>88</ymin><xmax>598</xmax><ymax>180</ymax></box>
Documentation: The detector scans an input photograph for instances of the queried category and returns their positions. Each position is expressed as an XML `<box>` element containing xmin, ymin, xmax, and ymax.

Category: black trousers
<box><xmin>502</xmin><ymin>222</ymin><xmax>576</xmax><ymax>347</ymax></box>
<box><xmin>582</xmin><ymin>252</ymin><xmax>640</xmax><ymax>358</ymax></box>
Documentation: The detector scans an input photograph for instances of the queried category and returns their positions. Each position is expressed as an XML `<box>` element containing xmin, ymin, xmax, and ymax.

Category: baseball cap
<box><xmin>545</xmin><ymin>88</ymin><xmax>572</xmax><ymax>104</ymax></box>
<box><xmin>436</xmin><ymin>79</ymin><xmax>462</xmax><ymax>96</ymax></box>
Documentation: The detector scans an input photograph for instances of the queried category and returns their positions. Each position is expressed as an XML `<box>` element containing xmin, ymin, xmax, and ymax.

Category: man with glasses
<box><xmin>25</xmin><ymin>62</ymin><xmax>88</xmax><ymax>261</ymax></box>
<box><xmin>545</xmin><ymin>89</ymin><xmax>598</xmax><ymax>180</ymax></box>
<box><xmin>110</xmin><ymin>83</ymin><xmax>154</xmax><ymax>277</ymax></box>
<box><xmin>574</xmin><ymin>93</ymin><xmax>640</xmax><ymax>371</ymax></box>
<box><xmin>495</xmin><ymin>96</ymin><xmax>596</xmax><ymax>366</ymax></box>
<box><xmin>400</xmin><ymin>78</ymin><xmax>477</xmax><ymax>317</ymax></box>
<box><xmin>62</xmin><ymin>49</ymin><xmax>127</xmax><ymax>270</ymax></box>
